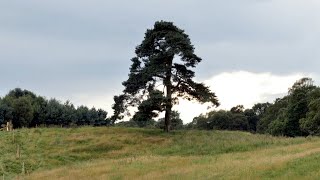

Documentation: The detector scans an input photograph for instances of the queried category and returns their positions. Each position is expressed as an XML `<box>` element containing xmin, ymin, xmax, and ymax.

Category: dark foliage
<box><xmin>188</xmin><ymin>77</ymin><xmax>320</xmax><ymax>137</ymax></box>
<box><xmin>111</xmin><ymin>20</ymin><xmax>219</xmax><ymax>132</ymax></box>
<box><xmin>257</xmin><ymin>77</ymin><xmax>319</xmax><ymax>137</ymax></box>
<box><xmin>0</xmin><ymin>88</ymin><xmax>109</xmax><ymax>128</ymax></box>
<box><xmin>189</xmin><ymin>109</ymin><xmax>249</xmax><ymax>131</ymax></box>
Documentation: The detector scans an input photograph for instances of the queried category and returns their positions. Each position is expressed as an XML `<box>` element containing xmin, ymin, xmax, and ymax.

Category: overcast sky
<box><xmin>1</xmin><ymin>0</ymin><xmax>320</xmax><ymax>123</ymax></box>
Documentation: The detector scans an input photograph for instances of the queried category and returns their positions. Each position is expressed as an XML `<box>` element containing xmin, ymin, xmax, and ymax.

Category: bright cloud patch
<box><xmin>174</xmin><ymin>71</ymin><xmax>307</xmax><ymax>123</ymax></box>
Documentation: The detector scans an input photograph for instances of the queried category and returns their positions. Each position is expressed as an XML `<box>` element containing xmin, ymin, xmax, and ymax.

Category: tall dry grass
<box><xmin>0</xmin><ymin>127</ymin><xmax>319</xmax><ymax>179</ymax></box>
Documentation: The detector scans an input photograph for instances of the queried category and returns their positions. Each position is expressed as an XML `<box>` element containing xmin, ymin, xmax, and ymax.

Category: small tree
<box><xmin>111</xmin><ymin>21</ymin><xmax>219</xmax><ymax>132</ymax></box>
<box><xmin>12</xmin><ymin>96</ymin><xmax>34</xmax><ymax>128</ymax></box>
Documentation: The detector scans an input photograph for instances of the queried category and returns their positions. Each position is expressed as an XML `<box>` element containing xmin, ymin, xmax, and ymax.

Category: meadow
<box><xmin>0</xmin><ymin>127</ymin><xmax>319</xmax><ymax>179</ymax></box>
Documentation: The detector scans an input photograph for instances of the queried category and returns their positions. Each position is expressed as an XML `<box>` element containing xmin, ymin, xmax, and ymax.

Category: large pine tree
<box><xmin>111</xmin><ymin>21</ymin><xmax>219</xmax><ymax>132</ymax></box>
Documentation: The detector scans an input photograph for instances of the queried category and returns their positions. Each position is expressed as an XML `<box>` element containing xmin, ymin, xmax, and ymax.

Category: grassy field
<box><xmin>0</xmin><ymin>127</ymin><xmax>319</xmax><ymax>179</ymax></box>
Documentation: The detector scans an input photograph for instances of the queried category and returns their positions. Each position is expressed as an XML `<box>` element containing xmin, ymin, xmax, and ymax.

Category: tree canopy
<box><xmin>187</xmin><ymin>77</ymin><xmax>320</xmax><ymax>137</ymax></box>
<box><xmin>111</xmin><ymin>21</ymin><xmax>219</xmax><ymax>132</ymax></box>
<box><xmin>0</xmin><ymin>88</ymin><xmax>109</xmax><ymax>128</ymax></box>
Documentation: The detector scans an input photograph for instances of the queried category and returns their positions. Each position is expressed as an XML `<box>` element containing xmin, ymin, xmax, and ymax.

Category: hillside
<box><xmin>0</xmin><ymin>127</ymin><xmax>319</xmax><ymax>179</ymax></box>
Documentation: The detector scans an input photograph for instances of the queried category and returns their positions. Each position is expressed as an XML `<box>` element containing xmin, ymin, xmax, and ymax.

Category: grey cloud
<box><xmin>0</xmin><ymin>0</ymin><xmax>319</xmax><ymax>112</ymax></box>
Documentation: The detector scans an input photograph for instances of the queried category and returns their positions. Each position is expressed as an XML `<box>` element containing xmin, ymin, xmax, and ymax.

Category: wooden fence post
<box><xmin>16</xmin><ymin>144</ymin><xmax>20</xmax><ymax>159</ymax></box>
<box><xmin>21</xmin><ymin>162</ymin><xmax>25</xmax><ymax>175</ymax></box>
<box><xmin>12</xmin><ymin>131</ymin><xmax>15</xmax><ymax>143</ymax></box>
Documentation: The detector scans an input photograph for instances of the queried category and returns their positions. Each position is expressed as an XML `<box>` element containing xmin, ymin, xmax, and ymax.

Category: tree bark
<box><xmin>164</xmin><ymin>57</ymin><xmax>173</xmax><ymax>132</ymax></box>
<box><xmin>164</xmin><ymin>87</ymin><xmax>172</xmax><ymax>132</ymax></box>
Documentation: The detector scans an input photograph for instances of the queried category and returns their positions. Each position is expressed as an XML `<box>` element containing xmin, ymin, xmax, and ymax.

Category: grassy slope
<box><xmin>0</xmin><ymin>127</ymin><xmax>319</xmax><ymax>179</ymax></box>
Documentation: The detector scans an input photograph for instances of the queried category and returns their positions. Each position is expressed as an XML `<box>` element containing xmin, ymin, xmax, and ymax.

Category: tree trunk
<box><xmin>164</xmin><ymin>57</ymin><xmax>173</xmax><ymax>132</ymax></box>
<box><xmin>164</xmin><ymin>87</ymin><xmax>172</xmax><ymax>132</ymax></box>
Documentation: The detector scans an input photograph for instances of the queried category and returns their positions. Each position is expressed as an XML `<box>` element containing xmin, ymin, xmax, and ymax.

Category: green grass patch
<box><xmin>261</xmin><ymin>152</ymin><xmax>320</xmax><ymax>179</ymax></box>
<box><xmin>0</xmin><ymin>127</ymin><xmax>319</xmax><ymax>179</ymax></box>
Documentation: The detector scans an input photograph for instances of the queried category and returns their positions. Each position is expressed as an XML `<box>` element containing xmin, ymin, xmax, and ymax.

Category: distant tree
<box><xmin>191</xmin><ymin>110</ymin><xmax>248</xmax><ymax>131</ymax></box>
<box><xmin>88</xmin><ymin>108</ymin><xmax>99</xmax><ymax>125</ymax></box>
<box><xmin>111</xmin><ymin>21</ymin><xmax>219</xmax><ymax>132</ymax></box>
<box><xmin>0</xmin><ymin>98</ymin><xmax>14</xmax><ymax>125</ymax></box>
<box><xmin>76</xmin><ymin>106</ymin><xmax>90</xmax><ymax>126</ymax></box>
<box><xmin>230</xmin><ymin>113</ymin><xmax>249</xmax><ymax>131</ymax></box>
<box><xmin>61</xmin><ymin>101</ymin><xmax>77</xmax><ymax>126</ymax></box>
<box><xmin>230</xmin><ymin>105</ymin><xmax>244</xmax><ymax>113</ymax></box>
<box><xmin>244</xmin><ymin>109</ymin><xmax>259</xmax><ymax>132</ymax></box>
<box><xmin>299</xmin><ymin>88</ymin><xmax>320</xmax><ymax>135</ymax></box>
<box><xmin>207</xmin><ymin>110</ymin><xmax>232</xmax><ymax>130</ymax></box>
<box><xmin>267</xmin><ymin>108</ymin><xmax>287</xmax><ymax>136</ymax></box>
<box><xmin>208</xmin><ymin>110</ymin><xmax>248</xmax><ymax>131</ymax></box>
<box><xmin>288</xmin><ymin>77</ymin><xmax>314</xmax><ymax>94</ymax></box>
<box><xmin>7</xmin><ymin>88</ymin><xmax>37</xmax><ymax>100</ymax></box>
<box><xmin>94</xmin><ymin>109</ymin><xmax>109</xmax><ymax>126</ymax></box>
<box><xmin>156</xmin><ymin>111</ymin><xmax>183</xmax><ymax>130</ymax></box>
<box><xmin>12</xmin><ymin>96</ymin><xmax>34</xmax><ymax>128</ymax></box>
<box><xmin>7</xmin><ymin>88</ymin><xmax>47</xmax><ymax>127</ymax></box>
<box><xmin>46</xmin><ymin>99</ymin><xmax>64</xmax><ymax>126</ymax></box>
<box><xmin>189</xmin><ymin>114</ymin><xmax>209</xmax><ymax>130</ymax></box>
<box><xmin>257</xmin><ymin>97</ymin><xmax>289</xmax><ymax>134</ymax></box>
<box><xmin>233</xmin><ymin>103</ymin><xmax>270</xmax><ymax>133</ymax></box>
<box><xmin>30</xmin><ymin>96</ymin><xmax>48</xmax><ymax>127</ymax></box>
<box><xmin>285</xmin><ymin>78</ymin><xmax>315</xmax><ymax>136</ymax></box>
<box><xmin>252</xmin><ymin>103</ymin><xmax>271</xmax><ymax>117</ymax></box>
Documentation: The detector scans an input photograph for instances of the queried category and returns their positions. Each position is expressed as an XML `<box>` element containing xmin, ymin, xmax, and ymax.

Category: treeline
<box><xmin>187</xmin><ymin>77</ymin><xmax>320</xmax><ymax>137</ymax></box>
<box><xmin>0</xmin><ymin>88</ymin><xmax>109</xmax><ymax>128</ymax></box>
<box><xmin>116</xmin><ymin>110</ymin><xmax>184</xmax><ymax>130</ymax></box>
<box><xmin>186</xmin><ymin>104</ymin><xmax>268</xmax><ymax>132</ymax></box>
<box><xmin>2</xmin><ymin>77</ymin><xmax>320</xmax><ymax>137</ymax></box>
